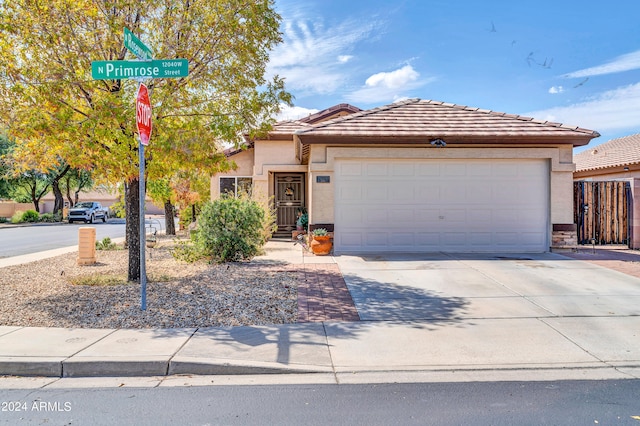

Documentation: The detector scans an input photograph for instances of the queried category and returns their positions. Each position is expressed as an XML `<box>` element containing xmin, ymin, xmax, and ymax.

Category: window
<box><xmin>220</xmin><ymin>177</ymin><xmax>253</xmax><ymax>197</ymax></box>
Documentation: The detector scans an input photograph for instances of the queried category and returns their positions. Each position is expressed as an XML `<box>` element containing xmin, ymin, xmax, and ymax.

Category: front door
<box><xmin>274</xmin><ymin>173</ymin><xmax>305</xmax><ymax>238</ymax></box>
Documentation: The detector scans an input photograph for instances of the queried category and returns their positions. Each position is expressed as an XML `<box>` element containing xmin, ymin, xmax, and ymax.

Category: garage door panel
<box><xmin>335</xmin><ymin>159</ymin><xmax>548</xmax><ymax>253</ymax></box>
<box><xmin>366</xmin><ymin>162</ymin><xmax>388</xmax><ymax>176</ymax></box>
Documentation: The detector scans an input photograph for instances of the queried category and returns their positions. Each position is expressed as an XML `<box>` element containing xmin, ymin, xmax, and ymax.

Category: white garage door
<box><xmin>334</xmin><ymin>159</ymin><xmax>549</xmax><ymax>253</ymax></box>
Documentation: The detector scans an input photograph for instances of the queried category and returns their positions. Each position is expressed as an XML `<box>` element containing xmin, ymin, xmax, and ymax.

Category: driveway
<box><xmin>334</xmin><ymin>252</ymin><xmax>640</xmax><ymax>322</ymax></box>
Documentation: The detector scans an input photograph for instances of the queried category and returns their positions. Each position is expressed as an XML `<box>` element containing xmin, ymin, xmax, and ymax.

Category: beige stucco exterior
<box><xmin>212</xmin><ymin>140</ymin><xmax>578</xmax><ymax>250</ymax></box>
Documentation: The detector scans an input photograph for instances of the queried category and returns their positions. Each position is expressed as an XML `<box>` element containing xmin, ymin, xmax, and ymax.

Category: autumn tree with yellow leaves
<box><xmin>0</xmin><ymin>1</ymin><xmax>291</xmax><ymax>281</ymax></box>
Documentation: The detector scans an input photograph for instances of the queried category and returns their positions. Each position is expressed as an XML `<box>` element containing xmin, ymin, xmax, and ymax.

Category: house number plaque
<box><xmin>316</xmin><ymin>176</ymin><xmax>330</xmax><ymax>183</ymax></box>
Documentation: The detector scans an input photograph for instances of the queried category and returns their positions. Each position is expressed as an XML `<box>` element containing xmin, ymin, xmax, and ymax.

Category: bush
<box><xmin>196</xmin><ymin>195</ymin><xmax>272</xmax><ymax>262</ymax></box>
<box><xmin>10</xmin><ymin>210</ymin><xmax>24</xmax><ymax>223</ymax></box>
<box><xmin>96</xmin><ymin>237</ymin><xmax>118</xmax><ymax>251</ymax></box>
<box><xmin>21</xmin><ymin>210</ymin><xmax>39</xmax><ymax>222</ymax></box>
<box><xmin>39</xmin><ymin>212</ymin><xmax>62</xmax><ymax>223</ymax></box>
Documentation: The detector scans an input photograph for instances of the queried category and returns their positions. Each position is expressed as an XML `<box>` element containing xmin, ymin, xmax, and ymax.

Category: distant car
<box><xmin>68</xmin><ymin>202</ymin><xmax>109</xmax><ymax>224</ymax></box>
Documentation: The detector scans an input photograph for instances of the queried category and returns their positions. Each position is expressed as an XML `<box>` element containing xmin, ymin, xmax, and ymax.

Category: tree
<box><xmin>0</xmin><ymin>133</ymin><xmax>14</xmax><ymax>200</ymax></box>
<box><xmin>0</xmin><ymin>1</ymin><xmax>291</xmax><ymax>281</ymax></box>
<box><xmin>61</xmin><ymin>168</ymin><xmax>93</xmax><ymax>207</ymax></box>
<box><xmin>9</xmin><ymin>171</ymin><xmax>50</xmax><ymax>211</ymax></box>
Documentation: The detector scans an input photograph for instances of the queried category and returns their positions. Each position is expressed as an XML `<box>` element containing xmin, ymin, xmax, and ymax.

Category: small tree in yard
<box><xmin>196</xmin><ymin>195</ymin><xmax>273</xmax><ymax>262</ymax></box>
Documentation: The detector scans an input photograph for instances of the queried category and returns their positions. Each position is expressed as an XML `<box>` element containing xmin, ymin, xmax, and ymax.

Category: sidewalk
<box><xmin>0</xmin><ymin>241</ymin><xmax>639</xmax><ymax>383</ymax></box>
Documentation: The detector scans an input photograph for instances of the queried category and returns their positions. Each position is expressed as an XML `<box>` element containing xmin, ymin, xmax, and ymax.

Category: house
<box><xmin>574</xmin><ymin>134</ymin><xmax>640</xmax><ymax>248</ymax></box>
<box><xmin>212</xmin><ymin>98</ymin><xmax>599</xmax><ymax>254</ymax></box>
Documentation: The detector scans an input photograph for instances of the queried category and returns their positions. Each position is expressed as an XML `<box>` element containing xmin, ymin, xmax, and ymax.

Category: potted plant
<box><xmin>310</xmin><ymin>227</ymin><xmax>332</xmax><ymax>255</ymax></box>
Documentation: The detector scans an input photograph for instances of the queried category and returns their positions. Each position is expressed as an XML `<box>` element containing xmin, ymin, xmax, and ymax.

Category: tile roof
<box><xmin>298</xmin><ymin>103</ymin><xmax>362</xmax><ymax>124</ymax></box>
<box><xmin>574</xmin><ymin>133</ymin><xmax>640</xmax><ymax>172</ymax></box>
<box><xmin>295</xmin><ymin>98</ymin><xmax>600</xmax><ymax>146</ymax></box>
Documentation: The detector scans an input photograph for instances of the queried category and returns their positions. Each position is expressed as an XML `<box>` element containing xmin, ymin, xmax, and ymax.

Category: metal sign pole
<box><xmin>139</xmin><ymin>137</ymin><xmax>147</xmax><ymax>310</ymax></box>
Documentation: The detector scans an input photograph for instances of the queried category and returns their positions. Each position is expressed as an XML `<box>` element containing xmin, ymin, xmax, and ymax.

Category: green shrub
<box><xmin>171</xmin><ymin>239</ymin><xmax>204</xmax><ymax>263</ymax></box>
<box><xmin>196</xmin><ymin>196</ymin><xmax>272</xmax><ymax>262</ymax></box>
<box><xmin>10</xmin><ymin>211</ymin><xmax>23</xmax><ymax>223</ymax></box>
<box><xmin>96</xmin><ymin>237</ymin><xmax>118</xmax><ymax>251</ymax></box>
<box><xmin>21</xmin><ymin>210</ymin><xmax>39</xmax><ymax>222</ymax></box>
<box><xmin>39</xmin><ymin>212</ymin><xmax>62</xmax><ymax>223</ymax></box>
<box><xmin>0</xmin><ymin>217</ymin><xmax>8</xmax><ymax>223</ymax></box>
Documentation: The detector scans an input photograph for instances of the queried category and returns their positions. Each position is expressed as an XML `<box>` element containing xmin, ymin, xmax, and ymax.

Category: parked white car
<box><xmin>68</xmin><ymin>202</ymin><xmax>109</xmax><ymax>224</ymax></box>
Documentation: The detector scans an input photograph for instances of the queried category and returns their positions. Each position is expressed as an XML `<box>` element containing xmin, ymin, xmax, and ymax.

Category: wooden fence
<box><xmin>573</xmin><ymin>181</ymin><xmax>630</xmax><ymax>245</ymax></box>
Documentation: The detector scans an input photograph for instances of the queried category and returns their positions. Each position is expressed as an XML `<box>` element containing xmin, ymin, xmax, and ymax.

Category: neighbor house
<box><xmin>212</xmin><ymin>98</ymin><xmax>599</xmax><ymax>254</ymax></box>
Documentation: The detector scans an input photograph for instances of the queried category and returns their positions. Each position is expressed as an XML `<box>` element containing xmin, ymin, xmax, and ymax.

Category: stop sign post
<box><xmin>136</xmin><ymin>83</ymin><xmax>152</xmax><ymax>146</ymax></box>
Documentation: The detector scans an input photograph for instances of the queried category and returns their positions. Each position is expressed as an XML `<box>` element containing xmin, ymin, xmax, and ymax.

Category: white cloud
<box><xmin>346</xmin><ymin>65</ymin><xmax>435</xmax><ymax>104</ymax></box>
<box><xmin>267</xmin><ymin>11</ymin><xmax>382</xmax><ymax>95</ymax></box>
<box><xmin>524</xmin><ymin>83</ymin><xmax>640</xmax><ymax>132</ymax></box>
<box><xmin>548</xmin><ymin>86</ymin><xmax>564</xmax><ymax>94</ymax></box>
<box><xmin>564</xmin><ymin>50</ymin><xmax>640</xmax><ymax>78</ymax></box>
<box><xmin>365</xmin><ymin>65</ymin><xmax>419</xmax><ymax>89</ymax></box>
<box><xmin>275</xmin><ymin>104</ymin><xmax>319</xmax><ymax>121</ymax></box>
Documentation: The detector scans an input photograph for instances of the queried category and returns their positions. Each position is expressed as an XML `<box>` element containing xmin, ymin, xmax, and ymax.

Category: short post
<box><xmin>77</xmin><ymin>227</ymin><xmax>97</xmax><ymax>265</ymax></box>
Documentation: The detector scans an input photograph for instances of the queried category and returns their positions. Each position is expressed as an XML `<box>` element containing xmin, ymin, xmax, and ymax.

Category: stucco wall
<box><xmin>307</xmin><ymin>144</ymin><xmax>575</xmax><ymax>244</ymax></box>
<box><xmin>210</xmin><ymin>149</ymin><xmax>255</xmax><ymax>199</ymax></box>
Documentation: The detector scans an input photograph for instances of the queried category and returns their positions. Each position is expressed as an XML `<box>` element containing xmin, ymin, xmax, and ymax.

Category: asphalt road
<box><xmin>0</xmin><ymin>220</ymin><xmax>129</xmax><ymax>258</ymax></box>
<box><xmin>0</xmin><ymin>380</ymin><xmax>639</xmax><ymax>425</ymax></box>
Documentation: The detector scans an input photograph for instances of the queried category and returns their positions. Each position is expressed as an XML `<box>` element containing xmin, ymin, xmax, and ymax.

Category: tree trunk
<box><xmin>51</xmin><ymin>165</ymin><xmax>70</xmax><ymax>215</ymax></box>
<box><xmin>164</xmin><ymin>200</ymin><xmax>175</xmax><ymax>235</ymax></box>
<box><xmin>125</xmin><ymin>180</ymin><xmax>141</xmax><ymax>282</ymax></box>
<box><xmin>64</xmin><ymin>175</ymin><xmax>74</xmax><ymax>207</ymax></box>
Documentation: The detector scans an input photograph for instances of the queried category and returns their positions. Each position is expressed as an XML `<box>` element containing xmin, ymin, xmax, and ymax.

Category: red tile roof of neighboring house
<box><xmin>295</xmin><ymin>98</ymin><xmax>600</xmax><ymax>146</ymax></box>
<box><xmin>574</xmin><ymin>133</ymin><xmax>640</xmax><ymax>172</ymax></box>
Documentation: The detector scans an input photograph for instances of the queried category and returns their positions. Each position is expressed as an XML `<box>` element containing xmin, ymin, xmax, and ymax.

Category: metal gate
<box><xmin>573</xmin><ymin>181</ymin><xmax>630</xmax><ymax>245</ymax></box>
<box><xmin>273</xmin><ymin>173</ymin><xmax>305</xmax><ymax>238</ymax></box>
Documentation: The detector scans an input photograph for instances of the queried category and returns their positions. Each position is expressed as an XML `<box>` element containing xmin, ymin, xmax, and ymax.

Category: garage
<box><xmin>334</xmin><ymin>158</ymin><xmax>549</xmax><ymax>253</ymax></box>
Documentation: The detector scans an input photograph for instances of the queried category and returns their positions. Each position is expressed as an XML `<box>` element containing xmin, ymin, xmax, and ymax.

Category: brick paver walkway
<box><xmin>296</xmin><ymin>263</ymin><xmax>360</xmax><ymax>323</ymax></box>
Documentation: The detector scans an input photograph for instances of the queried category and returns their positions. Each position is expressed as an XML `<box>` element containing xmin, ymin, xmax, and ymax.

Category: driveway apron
<box><xmin>334</xmin><ymin>252</ymin><xmax>640</xmax><ymax>321</ymax></box>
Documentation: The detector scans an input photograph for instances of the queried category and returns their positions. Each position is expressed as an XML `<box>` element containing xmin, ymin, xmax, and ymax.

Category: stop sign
<box><xmin>136</xmin><ymin>83</ymin><xmax>152</xmax><ymax>146</ymax></box>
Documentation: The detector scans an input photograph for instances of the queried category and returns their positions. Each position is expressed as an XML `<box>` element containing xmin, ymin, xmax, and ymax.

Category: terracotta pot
<box><xmin>310</xmin><ymin>235</ymin><xmax>332</xmax><ymax>255</ymax></box>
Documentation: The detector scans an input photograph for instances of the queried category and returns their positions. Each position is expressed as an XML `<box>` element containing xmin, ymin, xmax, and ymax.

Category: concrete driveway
<box><xmin>334</xmin><ymin>252</ymin><xmax>640</xmax><ymax>322</ymax></box>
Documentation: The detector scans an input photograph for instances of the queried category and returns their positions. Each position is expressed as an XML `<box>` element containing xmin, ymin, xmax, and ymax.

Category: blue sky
<box><xmin>267</xmin><ymin>0</ymin><xmax>640</xmax><ymax>152</ymax></box>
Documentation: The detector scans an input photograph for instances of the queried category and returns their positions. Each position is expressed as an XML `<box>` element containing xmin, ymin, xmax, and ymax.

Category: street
<box><xmin>0</xmin><ymin>219</ymin><xmax>167</xmax><ymax>258</ymax></box>
<box><xmin>0</xmin><ymin>379</ymin><xmax>639</xmax><ymax>425</ymax></box>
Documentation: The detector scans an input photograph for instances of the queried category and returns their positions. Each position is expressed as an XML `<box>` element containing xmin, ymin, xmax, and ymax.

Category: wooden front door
<box><xmin>274</xmin><ymin>173</ymin><xmax>305</xmax><ymax>238</ymax></box>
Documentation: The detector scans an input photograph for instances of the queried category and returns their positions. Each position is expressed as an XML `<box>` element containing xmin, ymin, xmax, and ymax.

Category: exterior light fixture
<box><xmin>624</xmin><ymin>166</ymin><xmax>630</xmax><ymax>171</ymax></box>
<box><xmin>430</xmin><ymin>138</ymin><xmax>446</xmax><ymax>147</ymax></box>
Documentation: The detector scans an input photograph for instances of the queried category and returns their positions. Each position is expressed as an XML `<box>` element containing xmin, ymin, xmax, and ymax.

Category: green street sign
<box><xmin>123</xmin><ymin>28</ymin><xmax>153</xmax><ymax>60</ymax></box>
<box><xmin>91</xmin><ymin>59</ymin><xmax>189</xmax><ymax>80</ymax></box>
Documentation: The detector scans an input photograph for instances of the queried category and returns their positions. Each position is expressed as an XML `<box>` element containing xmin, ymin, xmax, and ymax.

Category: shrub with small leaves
<box><xmin>21</xmin><ymin>210</ymin><xmax>39</xmax><ymax>223</ymax></box>
<box><xmin>39</xmin><ymin>212</ymin><xmax>62</xmax><ymax>223</ymax></box>
<box><xmin>10</xmin><ymin>210</ymin><xmax>24</xmax><ymax>224</ymax></box>
<box><xmin>196</xmin><ymin>195</ymin><xmax>272</xmax><ymax>262</ymax></box>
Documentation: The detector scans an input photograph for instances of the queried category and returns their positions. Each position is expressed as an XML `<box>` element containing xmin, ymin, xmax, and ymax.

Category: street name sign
<box><xmin>91</xmin><ymin>59</ymin><xmax>188</xmax><ymax>80</ymax></box>
<box><xmin>136</xmin><ymin>83</ymin><xmax>152</xmax><ymax>146</ymax></box>
<box><xmin>123</xmin><ymin>27</ymin><xmax>153</xmax><ymax>61</ymax></box>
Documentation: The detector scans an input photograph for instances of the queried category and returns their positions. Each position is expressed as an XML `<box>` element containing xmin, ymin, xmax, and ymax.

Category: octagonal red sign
<box><xmin>136</xmin><ymin>83</ymin><xmax>152</xmax><ymax>146</ymax></box>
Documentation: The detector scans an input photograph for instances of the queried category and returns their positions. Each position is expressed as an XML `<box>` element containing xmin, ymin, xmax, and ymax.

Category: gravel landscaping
<box><xmin>0</xmin><ymin>234</ymin><xmax>298</xmax><ymax>329</ymax></box>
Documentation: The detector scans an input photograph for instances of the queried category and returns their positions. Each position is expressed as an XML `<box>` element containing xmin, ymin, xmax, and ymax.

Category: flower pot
<box><xmin>310</xmin><ymin>235</ymin><xmax>332</xmax><ymax>255</ymax></box>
